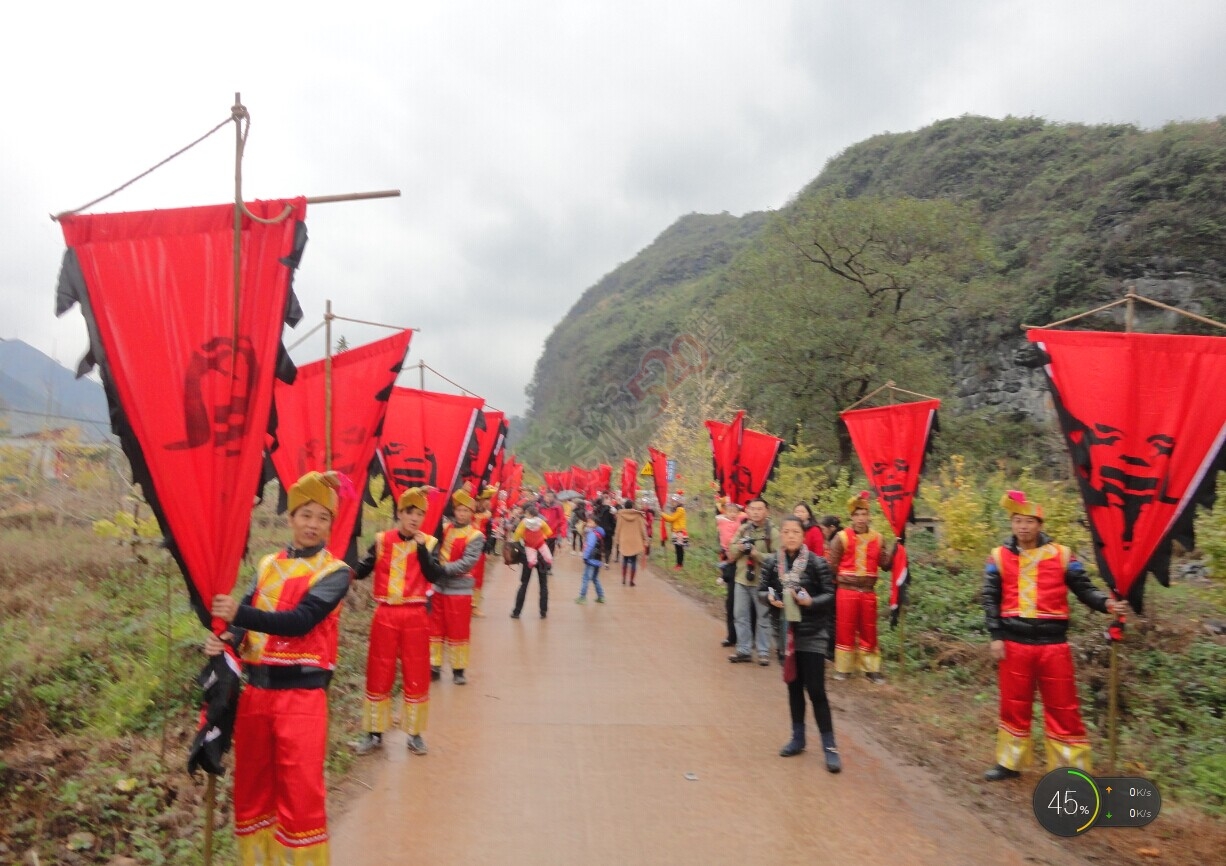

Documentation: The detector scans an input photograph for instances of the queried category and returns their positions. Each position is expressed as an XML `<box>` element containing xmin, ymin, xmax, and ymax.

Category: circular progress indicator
<box><xmin>1032</xmin><ymin>770</ymin><xmax>1162</xmax><ymax>836</ymax></box>
<box><xmin>1032</xmin><ymin>768</ymin><xmax>1101</xmax><ymax>837</ymax></box>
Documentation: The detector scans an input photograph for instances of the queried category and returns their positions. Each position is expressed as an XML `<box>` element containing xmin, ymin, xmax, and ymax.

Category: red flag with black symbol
<box><xmin>841</xmin><ymin>400</ymin><xmax>939</xmax><ymax>538</ymax></box>
<box><xmin>491</xmin><ymin>441</ymin><xmax>506</xmax><ymax>490</ymax></box>
<box><xmin>840</xmin><ymin>399</ymin><xmax>940</xmax><ymax>624</ymax></box>
<box><xmin>1029</xmin><ymin>329</ymin><xmax>1226</xmax><ymax>613</ymax></box>
<box><xmin>648</xmin><ymin>447</ymin><xmax>670</xmax><ymax>543</ymax></box>
<box><xmin>271</xmin><ymin>329</ymin><xmax>412</xmax><ymax>562</ymax></box>
<box><xmin>380</xmin><ymin>387</ymin><xmax>484</xmax><ymax>536</ymax></box>
<box><xmin>711</xmin><ymin>411</ymin><xmax>783</xmax><ymax>507</ymax></box>
<box><xmin>621</xmin><ymin>458</ymin><xmax>638</xmax><ymax>501</ymax></box>
<box><xmin>56</xmin><ymin>199</ymin><xmax>307</xmax><ymax>629</ymax></box>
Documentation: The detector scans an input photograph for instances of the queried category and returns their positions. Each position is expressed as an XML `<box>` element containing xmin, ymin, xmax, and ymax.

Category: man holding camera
<box><xmin>727</xmin><ymin>498</ymin><xmax>780</xmax><ymax>665</ymax></box>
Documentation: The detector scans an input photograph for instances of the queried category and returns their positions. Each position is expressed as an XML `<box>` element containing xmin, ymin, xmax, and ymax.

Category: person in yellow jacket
<box><xmin>661</xmin><ymin>492</ymin><xmax>688</xmax><ymax>571</ymax></box>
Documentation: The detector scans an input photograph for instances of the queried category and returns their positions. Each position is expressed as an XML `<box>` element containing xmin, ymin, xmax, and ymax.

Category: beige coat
<box><xmin>613</xmin><ymin>508</ymin><xmax>649</xmax><ymax>557</ymax></box>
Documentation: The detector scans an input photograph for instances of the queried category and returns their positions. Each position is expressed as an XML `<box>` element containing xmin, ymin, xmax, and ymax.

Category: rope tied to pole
<box><xmin>51</xmin><ymin>115</ymin><xmax>234</xmax><ymax>220</ymax></box>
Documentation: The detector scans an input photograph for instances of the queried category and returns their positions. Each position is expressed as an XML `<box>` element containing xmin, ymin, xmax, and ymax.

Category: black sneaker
<box><xmin>406</xmin><ymin>734</ymin><xmax>427</xmax><ymax>755</ymax></box>
<box><xmin>865</xmin><ymin>672</ymin><xmax>886</xmax><ymax>684</ymax></box>
<box><xmin>721</xmin><ymin>639</ymin><xmax>735</xmax><ymax>647</ymax></box>
<box><xmin>430</xmin><ymin>666</ymin><xmax>441</xmax><ymax>681</ymax></box>
<box><xmin>728</xmin><ymin>653</ymin><xmax>752</xmax><ymax>663</ymax></box>
<box><xmin>453</xmin><ymin>670</ymin><xmax>467</xmax><ymax>686</ymax></box>
<box><xmin>352</xmin><ymin>732</ymin><xmax>382</xmax><ymax>755</ymax></box>
<box><xmin>984</xmin><ymin>764</ymin><xmax>1021</xmax><ymax>782</ymax></box>
<box><xmin>510</xmin><ymin>611</ymin><xmax>521</xmax><ymax>619</ymax></box>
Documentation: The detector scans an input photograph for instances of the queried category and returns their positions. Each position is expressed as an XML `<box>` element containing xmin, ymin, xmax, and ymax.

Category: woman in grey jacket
<box><xmin>759</xmin><ymin>515</ymin><xmax>840</xmax><ymax>772</ymax></box>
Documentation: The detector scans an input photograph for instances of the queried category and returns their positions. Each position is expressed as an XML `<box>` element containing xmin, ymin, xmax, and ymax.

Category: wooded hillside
<box><xmin>519</xmin><ymin>115</ymin><xmax>1226</xmax><ymax>469</ymax></box>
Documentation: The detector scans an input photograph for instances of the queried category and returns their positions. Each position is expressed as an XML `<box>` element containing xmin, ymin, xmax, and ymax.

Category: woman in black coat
<box><xmin>758</xmin><ymin>515</ymin><xmax>840</xmax><ymax>772</ymax></box>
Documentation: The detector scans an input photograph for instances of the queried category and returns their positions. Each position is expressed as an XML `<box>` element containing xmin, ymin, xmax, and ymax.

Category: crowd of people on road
<box><xmin>201</xmin><ymin>470</ymin><xmax>1129</xmax><ymax>863</ymax></box>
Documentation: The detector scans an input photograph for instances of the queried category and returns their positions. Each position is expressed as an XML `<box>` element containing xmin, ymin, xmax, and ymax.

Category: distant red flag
<box><xmin>841</xmin><ymin>398</ymin><xmax>940</xmax><ymax>622</ymax></box>
<box><xmin>1029</xmin><ymin>329</ymin><xmax>1226</xmax><ymax>612</ymax></box>
<box><xmin>621</xmin><ymin>458</ymin><xmax>638</xmax><ymax>501</ymax></box>
<box><xmin>735</xmin><ymin>427</ymin><xmax>783</xmax><ymax>506</ymax></box>
<box><xmin>595</xmin><ymin>463</ymin><xmax>612</xmax><ymax>497</ymax></box>
<box><xmin>648</xmin><ymin>447</ymin><xmax>670</xmax><ymax>542</ymax></box>
<box><xmin>502</xmin><ymin>457</ymin><xmax>523</xmax><ymax>502</ymax></box>
<box><xmin>464</xmin><ymin>409</ymin><xmax>506</xmax><ymax>493</ymax></box>
<box><xmin>841</xmin><ymin>400</ymin><xmax>940</xmax><ymax>538</ymax></box>
<box><xmin>271</xmin><ymin>329</ymin><xmax>412</xmax><ymax>561</ymax></box>
<box><xmin>380</xmin><ymin>387</ymin><xmax>483</xmax><ymax>535</ymax></box>
<box><xmin>570</xmin><ymin>465</ymin><xmax>592</xmax><ymax>498</ymax></box>
<box><xmin>56</xmin><ymin>199</ymin><xmax>308</xmax><ymax>629</ymax></box>
<box><xmin>706</xmin><ymin>412</ymin><xmax>783</xmax><ymax>506</ymax></box>
<box><xmin>705</xmin><ymin>417</ymin><xmax>735</xmax><ymax>500</ymax></box>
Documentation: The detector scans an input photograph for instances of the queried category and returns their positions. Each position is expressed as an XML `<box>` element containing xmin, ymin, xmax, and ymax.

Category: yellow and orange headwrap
<box><xmin>1001</xmin><ymin>490</ymin><xmax>1044</xmax><ymax>520</ymax></box>
<box><xmin>288</xmin><ymin>471</ymin><xmax>341</xmax><ymax>517</ymax></box>
<box><xmin>479</xmin><ymin>485</ymin><xmax>497</xmax><ymax>501</ymax></box>
<box><xmin>847</xmin><ymin>491</ymin><xmax>872</xmax><ymax>516</ymax></box>
<box><xmin>398</xmin><ymin>486</ymin><xmax>429</xmax><ymax>513</ymax></box>
<box><xmin>451</xmin><ymin>488</ymin><xmax>476</xmax><ymax>510</ymax></box>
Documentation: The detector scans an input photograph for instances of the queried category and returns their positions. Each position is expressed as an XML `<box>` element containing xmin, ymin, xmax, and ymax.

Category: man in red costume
<box><xmin>207</xmin><ymin>471</ymin><xmax>353</xmax><ymax>866</ymax></box>
<box><xmin>982</xmin><ymin>490</ymin><xmax>1127</xmax><ymax>781</ymax></box>
<box><xmin>352</xmin><ymin>487</ymin><xmax>439</xmax><ymax>757</ymax></box>
<box><xmin>470</xmin><ymin>486</ymin><xmax>497</xmax><ymax>616</ymax></box>
<box><xmin>826</xmin><ymin>492</ymin><xmax>894</xmax><ymax>682</ymax></box>
<box><xmin>431</xmin><ymin>488</ymin><xmax>485</xmax><ymax>684</ymax></box>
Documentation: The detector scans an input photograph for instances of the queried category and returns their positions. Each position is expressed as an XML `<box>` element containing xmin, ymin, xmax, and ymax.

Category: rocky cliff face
<box><xmin>951</xmin><ymin>274</ymin><xmax>1222</xmax><ymax>424</ymax></box>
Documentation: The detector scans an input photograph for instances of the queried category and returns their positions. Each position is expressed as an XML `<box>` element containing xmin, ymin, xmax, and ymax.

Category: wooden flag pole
<box><xmin>203</xmin><ymin>773</ymin><xmax>216</xmax><ymax>866</ymax></box>
<box><xmin>324</xmin><ymin>300</ymin><xmax>334</xmax><ymax>470</ymax></box>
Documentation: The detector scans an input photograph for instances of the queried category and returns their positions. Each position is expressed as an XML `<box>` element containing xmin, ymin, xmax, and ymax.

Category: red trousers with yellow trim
<box><xmin>834</xmin><ymin>586</ymin><xmax>880</xmax><ymax>674</ymax></box>
<box><xmin>363</xmin><ymin>603</ymin><xmax>430</xmax><ymax>735</ymax></box>
<box><xmin>995</xmin><ymin>640</ymin><xmax>1091</xmax><ymax>772</ymax></box>
<box><xmin>234</xmin><ymin>686</ymin><xmax>329</xmax><ymax>865</ymax></box>
<box><xmin>429</xmin><ymin>593</ymin><xmax>472</xmax><ymax>670</ymax></box>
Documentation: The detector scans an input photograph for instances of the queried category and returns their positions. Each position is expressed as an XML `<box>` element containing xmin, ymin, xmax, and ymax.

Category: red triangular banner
<box><xmin>56</xmin><ymin>199</ymin><xmax>308</xmax><ymax>628</ymax></box>
<box><xmin>271</xmin><ymin>329</ymin><xmax>412</xmax><ymax>561</ymax></box>
<box><xmin>595</xmin><ymin>463</ymin><xmax>612</xmax><ymax>498</ymax></box>
<box><xmin>840</xmin><ymin>399</ymin><xmax>940</xmax><ymax>539</ymax></box>
<box><xmin>648</xmin><ymin>447</ymin><xmax>670</xmax><ymax>542</ymax></box>
<box><xmin>621</xmin><ymin>458</ymin><xmax>638</xmax><ymax>501</ymax></box>
<box><xmin>380</xmin><ymin>387</ymin><xmax>484</xmax><ymax>536</ymax></box>
<box><xmin>705</xmin><ymin>412</ymin><xmax>783</xmax><ymax>506</ymax></box>
<box><xmin>1030</xmin><ymin>329</ymin><xmax>1226</xmax><ymax>610</ymax></box>
<box><xmin>501</xmin><ymin>456</ymin><xmax>523</xmax><ymax>503</ymax></box>
<box><xmin>470</xmin><ymin>409</ymin><xmax>507</xmax><ymax>490</ymax></box>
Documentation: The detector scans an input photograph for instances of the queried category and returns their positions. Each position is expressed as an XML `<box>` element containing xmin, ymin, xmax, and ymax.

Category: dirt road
<box><xmin>330</xmin><ymin>550</ymin><xmax>1083</xmax><ymax>865</ymax></box>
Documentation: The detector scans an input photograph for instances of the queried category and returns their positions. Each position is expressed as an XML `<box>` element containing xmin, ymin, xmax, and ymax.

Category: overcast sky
<box><xmin>3</xmin><ymin>1</ymin><xmax>1224</xmax><ymax>416</ymax></box>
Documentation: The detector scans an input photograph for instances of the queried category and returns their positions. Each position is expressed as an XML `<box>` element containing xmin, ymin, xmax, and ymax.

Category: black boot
<box><xmin>779</xmin><ymin>723</ymin><xmax>806</xmax><ymax>757</ymax></box>
<box><xmin>984</xmin><ymin>764</ymin><xmax>1020</xmax><ymax>782</ymax></box>
<box><xmin>821</xmin><ymin>731</ymin><xmax>842</xmax><ymax>773</ymax></box>
<box><xmin>430</xmin><ymin>666</ymin><xmax>441</xmax><ymax>681</ymax></box>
